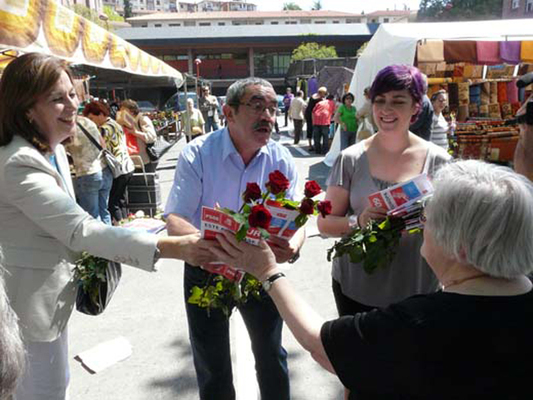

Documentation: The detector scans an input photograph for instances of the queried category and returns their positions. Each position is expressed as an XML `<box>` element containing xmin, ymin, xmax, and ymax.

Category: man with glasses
<box><xmin>199</xmin><ymin>86</ymin><xmax>220</xmax><ymax>133</ymax></box>
<box><xmin>165</xmin><ymin>77</ymin><xmax>305</xmax><ymax>400</ymax></box>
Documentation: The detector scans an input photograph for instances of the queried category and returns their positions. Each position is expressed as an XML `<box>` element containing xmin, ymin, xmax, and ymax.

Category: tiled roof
<box><xmin>127</xmin><ymin>10</ymin><xmax>361</xmax><ymax>21</ymax></box>
<box><xmin>366</xmin><ymin>10</ymin><xmax>415</xmax><ymax>17</ymax></box>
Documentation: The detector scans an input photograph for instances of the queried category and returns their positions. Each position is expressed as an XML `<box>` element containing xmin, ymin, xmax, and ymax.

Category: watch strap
<box><xmin>262</xmin><ymin>272</ymin><xmax>286</xmax><ymax>292</ymax></box>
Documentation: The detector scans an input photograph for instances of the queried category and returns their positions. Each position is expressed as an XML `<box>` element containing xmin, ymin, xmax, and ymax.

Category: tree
<box><xmin>311</xmin><ymin>0</ymin><xmax>322</xmax><ymax>10</ymax></box>
<box><xmin>417</xmin><ymin>0</ymin><xmax>502</xmax><ymax>21</ymax></box>
<box><xmin>291</xmin><ymin>42</ymin><xmax>337</xmax><ymax>62</ymax></box>
<box><xmin>356</xmin><ymin>41</ymin><xmax>369</xmax><ymax>58</ymax></box>
<box><xmin>283</xmin><ymin>2</ymin><xmax>302</xmax><ymax>10</ymax></box>
<box><xmin>124</xmin><ymin>0</ymin><xmax>133</xmax><ymax>19</ymax></box>
<box><xmin>103</xmin><ymin>5</ymin><xmax>124</xmax><ymax>22</ymax></box>
<box><xmin>70</xmin><ymin>4</ymin><xmax>107</xmax><ymax>29</ymax></box>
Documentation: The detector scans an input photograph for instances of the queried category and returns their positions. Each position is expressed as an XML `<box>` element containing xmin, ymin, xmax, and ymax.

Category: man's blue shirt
<box><xmin>164</xmin><ymin>127</ymin><xmax>298</xmax><ymax>229</ymax></box>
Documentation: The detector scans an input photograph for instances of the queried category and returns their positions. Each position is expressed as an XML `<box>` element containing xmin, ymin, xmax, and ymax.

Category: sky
<box><xmin>257</xmin><ymin>0</ymin><xmax>422</xmax><ymax>13</ymax></box>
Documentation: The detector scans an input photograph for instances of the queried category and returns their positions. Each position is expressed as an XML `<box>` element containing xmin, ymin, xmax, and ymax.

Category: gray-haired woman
<box><xmin>210</xmin><ymin>159</ymin><xmax>533</xmax><ymax>400</ymax></box>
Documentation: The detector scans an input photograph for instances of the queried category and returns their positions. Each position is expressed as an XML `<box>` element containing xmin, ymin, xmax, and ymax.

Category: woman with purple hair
<box><xmin>318</xmin><ymin>65</ymin><xmax>451</xmax><ymax>324</ymax></box>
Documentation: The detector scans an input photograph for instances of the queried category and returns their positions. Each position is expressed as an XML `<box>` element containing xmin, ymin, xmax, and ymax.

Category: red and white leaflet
<box><xmin>367</xmin><ymin>174</ymin><xmax>433</xmax><ymax>212</ymax></box>
<box><xmin>200</xmin><ymin>203</ymin><xmax>300</xmax><ymax>282</ymax></box>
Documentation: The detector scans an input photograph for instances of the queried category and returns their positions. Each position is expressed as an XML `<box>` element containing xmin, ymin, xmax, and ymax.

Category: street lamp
<box><xmin>99</xmin><ymin>13</ymin><xmax>110</xmax><ymax>31</ymax></box>
<box><xmin>194</xmin><ymin>58</ymin><xmax>202</xmax><ymax>108</ymax></box>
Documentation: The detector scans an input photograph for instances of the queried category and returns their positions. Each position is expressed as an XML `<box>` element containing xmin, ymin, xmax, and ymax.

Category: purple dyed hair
<box><xmin>369</xmin><ymin>65</ymin><xmax>426</xmax><ymax>118</ymax></box>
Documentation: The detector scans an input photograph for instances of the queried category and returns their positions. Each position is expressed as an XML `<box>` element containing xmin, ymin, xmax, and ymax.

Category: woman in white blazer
<box><xmin>0</xmin><ymin>53</ymin><xmax>218</xmax><ymax>400</ymax></box>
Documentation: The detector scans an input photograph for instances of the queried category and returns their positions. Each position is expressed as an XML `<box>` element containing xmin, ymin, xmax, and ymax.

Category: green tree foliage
<box><xmin>70</xmin><ymin>4</ymin><xmax>106</xmax><ymax>29</ymax></box>
<box><xmin>124</xmin><ymin>0</ymin><xmax>133</xmax><ymax>19</ymax></box>
<box><xmin>103</xmin><ymin>5</ymin><xmax>124</xmax><ymax>22</ymax></box>
<box><xmin>417</xmin><ymin>0</ymin><xmax>503</xmax><ymax>21</ymax></box>
<box><xmin>356</xmin><ymin>41</ymin><xmax>369</xmax><ymax>58</ymax></box>
<box><xmin>283</xmin><ymin>2</ymin><xmax>302</xmax><ymax>10</ymax></box>
<box><xmin>291</xmin><ymin>42</ymin><xmax>338</xmax><ymax>62</ymax></box>
<box><xmin>311</xmin><ymin>0</ymin><xmax>323</xmax><ymax>10</ymax></box>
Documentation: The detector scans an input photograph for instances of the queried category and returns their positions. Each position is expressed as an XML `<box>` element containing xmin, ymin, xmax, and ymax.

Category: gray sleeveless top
<box><xmin>326</xmin><ymin>141</ymin><xmax>451</xmax><ymax>307</ymax></box>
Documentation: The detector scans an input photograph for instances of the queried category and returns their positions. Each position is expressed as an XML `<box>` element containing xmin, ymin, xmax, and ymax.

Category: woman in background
<box><xmin>117</xmin><ymin>99</ymin><xmax>157</xmax><ymax>172</ymax></box>
<box><xmin>84</xmin><ymin>101</ymin><xmax>135</xmax><ymax>224</ymax></box>
<box><xmin>430</xmin><ymin>89</ymin><xmax>451</xmax><ymax>151</ymax></box>
<box><xmin>335</xmin><ymin>92</ymin><xmax>358</xmax><ymax>150</ymax></box>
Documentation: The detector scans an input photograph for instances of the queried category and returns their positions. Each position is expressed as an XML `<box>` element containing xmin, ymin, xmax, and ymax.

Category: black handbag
<box><xmin>145</xmin><ymin>142</ymin><xmax>159</xmax><ymax>162</ymax></box>
<box><xmin>75</xmin><ymin>254</ymin><xmax>122</xmax><ymax>316</ymax></box>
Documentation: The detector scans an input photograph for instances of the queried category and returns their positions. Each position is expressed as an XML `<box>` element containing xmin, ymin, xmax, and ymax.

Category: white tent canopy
<box><xmin>324</xmin><ymin>19</ymin><xmax>533</xmax><ymax>166</ymax></box>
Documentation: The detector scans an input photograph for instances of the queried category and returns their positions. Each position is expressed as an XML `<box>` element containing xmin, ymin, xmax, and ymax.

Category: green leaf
<box><xmin>258</xmin><ymin>227</ymin><xmax>270</xmax><ymax>240</ymax></box>
<box><xmin>235</xmin><ymin>224</ymin><xmax>249</xmax><ymax>241</ymax></box>
<box><xmin>233</xmin><ymin>213</ymin><xmax>247</xmax><ymax>225</ymax></box>
<box><xmin>294</xmin><ymin>214</ymin><xmax>308</xmax><ymax>228</ymax></box>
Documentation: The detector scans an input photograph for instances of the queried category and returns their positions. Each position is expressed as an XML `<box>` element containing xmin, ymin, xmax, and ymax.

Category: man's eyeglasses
<box><xmin>419</xmin><ymin>196</ymin><xmax>432</xmax><ymax>224</ymax></box>
<box><xmin>239</xmin><ymin>101</ymin><xmax>278</xmax><ymax>116</ymax></box>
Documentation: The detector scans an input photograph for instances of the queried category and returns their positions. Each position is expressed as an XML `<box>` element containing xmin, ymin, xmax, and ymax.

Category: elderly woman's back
<box><xmin>321</xmin><ymin>160</ymin><xmax>533</xmax><ymax>399</ymax></box>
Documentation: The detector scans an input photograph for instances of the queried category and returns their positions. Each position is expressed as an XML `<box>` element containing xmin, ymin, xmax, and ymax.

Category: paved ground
<box><xmin>69</xmin><ymin>120</ymin><xmax>345</xmax><ymax>400</ymax></box>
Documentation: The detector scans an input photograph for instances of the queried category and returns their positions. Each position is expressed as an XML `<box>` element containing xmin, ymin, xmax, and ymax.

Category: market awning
<box><xmin>0</xmin><ymin>0</ymin><xmax>183</xmax><ymax>86</ymax></box>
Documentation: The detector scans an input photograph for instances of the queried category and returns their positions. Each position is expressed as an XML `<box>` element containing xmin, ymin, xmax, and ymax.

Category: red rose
<box><xmin>242</xmin><ymin>182</ymin><xmax>262</xmax><ymax>203</ymax></box>
<box><xmin>266</xmin><ymin>170</ymin><xmax>290</xmax><ymax>195</ymax></box>
<box><xmin>304</xmin><ymin>180</ymin><xmax>322</xmax><ymax>198</ymax></box>
<box><xmin>317</xmin><ymin>200</ymin><xmax>332</xmax><ymax>218</ymax></box>
<box><xmin>299</xmin><ymin>198</ymin><xmax>315</xmax><ymax>215</ymax></box>
<box><xmin>248</xmin><ymin>204</ymin><xmax>272</xmax><ymax>229</ymax></box>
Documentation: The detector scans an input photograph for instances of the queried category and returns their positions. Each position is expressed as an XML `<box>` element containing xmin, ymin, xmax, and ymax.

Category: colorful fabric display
<box><xmin>476</xmin><ymin>41</ymin><xmax>501</xmax><ymax>65</ymax></box>
<box><xmin>507</xmin><ymin>80</ymin><xmax>519</xmax><ymax>103</ymax></box>
<box><xmin>453</xmin><ymin>64</ymin><xmax>465</xmax><ymax>77</ymax></box>
<box><xmin>481</xmin><ymin>82</ymin><xmax>490</xmax><ymax>105</ymax></box>
<box><xmin>490</xmin><ymin>82</ymin><xmax>498</xmax><ymax>104</ymax></box>
<box><xmin>448</xmin><ymin>83</ymin><xmax>459</xmax><ymax>108</ymax></box>
<box><xmin>469</xmin><ymin>85</ymin><xmax>481</xmax><ymax>107</ymax></box>
<box><xmin>458</xmin><ymin>83</ymin><xmax>470</xmax><ymax>105</ymax></box>
<box><xmin>469</xmin><ymin>103</ymin><xmax>479</xmax><ymax>117</ymax></box>
<box><xmin>497</xmin><ymin>82</ymin><xmax>508</xmax><ymax>103</ymax></box>
<box><xmin>417</xmin><ymin>40</ymin><xmax>445</xmax><ymax>63</ymax></box>
<box><xmin>457</xmin><ymin>104</ymin><xmax>470</xmax><ymax>122</ymax></box>
<box><xmin>512</xmin><ymin>102</ymin><xmax>522</xmax><ymax>115</ymax></box>
<box><xmin>418</xmin><ymin>63</ymin><xmax>437</xmax><ymax>76</ymax></box>
<box><xmin>521</xmin><ymin>41</ymin><xmax>533</xmax><ymax>63</ymax></box>
<box><xmin>500</xmin><ymin>41</ymin><xmax>521</xmax><ymax>64</ymax></box>
<box><xmin>479</xmin><ymin>104</ymin><xmax>489</xmax><ymax>117</ymax></box>
<box><xmin>427</xmin><ymin>78</ymin><xmax>453</xmax><ymax>85</ymax></box>
<box><xmin>444</xmin><ymin>40</ymin><xmax>477</xmax><ymax>63</ymax></box>
<box><xmin>501</xmin><ymin>103</ymin><xmax>513</xmax><ymax>119</ymax></box>
<box><xmin>489</xmin><ymin>103</ymin><xmax>502</xmax><ymax>119</ymax></box>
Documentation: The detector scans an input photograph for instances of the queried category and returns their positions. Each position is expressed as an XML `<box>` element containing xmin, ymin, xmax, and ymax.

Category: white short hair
<box><xmin>426</xmin><ymin>160</ymin><xmax>533</xmax><ymax>278</ymax></box>
<box><xmin>0</xmin><ymin>251</ymin><xmax>26</xmax><ymax>400</ymax></box>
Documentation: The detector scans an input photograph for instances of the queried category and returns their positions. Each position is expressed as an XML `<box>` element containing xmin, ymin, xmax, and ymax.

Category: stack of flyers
<box><xmin>200</xmin><ymin>202</ymin><xmax>300</xmax><ymax>282</ymax></box>
<box><xmin>367</xmin><ymin>174</ymin><xmax>433</xmax><ymax>232</ymax></box>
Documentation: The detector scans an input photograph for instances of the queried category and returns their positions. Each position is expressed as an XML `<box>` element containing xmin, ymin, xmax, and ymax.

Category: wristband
<box><xmin>348</xmin><ymin>214</ymin><xmax>360</xmax><ymax>230</ymax></box>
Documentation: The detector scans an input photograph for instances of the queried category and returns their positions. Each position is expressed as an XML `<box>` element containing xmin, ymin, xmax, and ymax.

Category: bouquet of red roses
<box><xmin>188</xmin><ymin>170</ymin><xmax>331</xmax><ymax>316</ymax></box>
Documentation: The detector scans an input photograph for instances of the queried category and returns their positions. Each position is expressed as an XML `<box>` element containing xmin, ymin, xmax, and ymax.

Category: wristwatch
<box><xmin>348</xmin><ymin>214</ymin><xmax>359</xmax><ymax>230</ymax></box>
<box><xmin>262</xmin><ymin>272</ymin><xmax>286</xmax><ymax>292</ymax></box>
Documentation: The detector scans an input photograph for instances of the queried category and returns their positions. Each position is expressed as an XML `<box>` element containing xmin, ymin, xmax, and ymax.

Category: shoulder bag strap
<box><xmin>77</xmin><ymin>121</ymin><xmax>104</xmax><ymax>151</ymax></box>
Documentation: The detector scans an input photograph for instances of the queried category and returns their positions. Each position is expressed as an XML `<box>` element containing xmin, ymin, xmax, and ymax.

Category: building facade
<box><xmin>127</xmin><ymin>10</ymin><xmax>375</xmax><ymax>28</ymax></box>
<box><xmin>502</xmin><ymin>0</ymin><xmax>533</xmax><ymax>18</ymax></box>
<box><xmin>117</xmin><ymin>23</ymin><xmax>377</xmax><ymax>95</ymax></box>
<box><xmin>104</xmin><ymin>0</ymin><xmax>257</xmax><ymax>16</ymax></box>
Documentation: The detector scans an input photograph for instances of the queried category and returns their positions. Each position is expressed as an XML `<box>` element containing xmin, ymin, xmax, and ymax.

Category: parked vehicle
<box><xmin>163</xmin><ymin>92</ymin><xmax>198</xmax><ymax>112</ymax></box>
<box><xmin>137</xmin><ymin>100</ymin><xmax>157</xmax><ymax>113</ymax></box>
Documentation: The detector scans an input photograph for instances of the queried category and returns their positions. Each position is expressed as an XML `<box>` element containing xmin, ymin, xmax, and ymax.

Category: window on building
<box><xmin>141</xmin><ymin>24</ymin><xmax>147</xmax><ymax>27</ymax></box>
<box><xmin>218</xmin><ymin>22</ymin><xmax>226</xmax><ymax>26</ymax></box>
<box><xmin>314</xmin><ymin>20</ymin><xmax>326</xmax><ymax>24</ymax></box>
<box><xmin>156</xmin><ymin>0</ymin><xmax>160</xmax><ymax>4</ymax></box>
<box><xmin>271</xmin><ymin>21</ymin><xmax>279</xmax><ymax>24</ymax></box>
<box><xmin>527</xmin><ymin>0</ymin><xmax>533</xmax><ymax>12</ymax></box>
<box><xmin>300</xmin><ymin>18</ymin><xmax>311</xmax><ymax>24</ymax></box>
<box><xmin>383</xmin><ymin>18</ymin><xmax>390</xmax><ymax>22</ymax></box>
<box><xmin>333</xmin><ymin>20</ymin><xmax>340</xmax><ymax>24</ymax></box>
<box><xmin>371</xmin><ymin>18</ymin><xmax>377</xmax><ymax>23</ymax></box>
<box><xmin>199</xmin><ymin>22</ymin><xmax>211</xmax><ymax>26</ymax></box>
<box><xmin>169</xmin><ymin>23</ymin><xmax>181</xmax><ymax>27</ymax></box>
<box><xmin>155</xmin><ymin>24</ymin><xmax>162</xmax><ymax>27</ymax></box>
<box><xmin>285</xmin><ymin>20</ymin><xmax>297</xmax><ymax>24</ymax></box>
<box><xmin>253</xmin><ymin>52</ymin><xmax>291</xmax><ymax>76</ymax></box>
<box><xmin>346</xmin><ymin>18</ymin><xmax>362</xmax><ymax>23</ymax></box>
<box><xmin>512</xmin><ymin>0</ymin><xmax>520</xmax><ymax>8</ymax></box>
<box><xmin>163</xmin><ymin>55</ymin><xmax>178</xmax><ymax>61</ymax></box>
<box><xmin>184</xmin><ymin>21</ymin><xmax>196</xmax><ymax>26</ymax></box>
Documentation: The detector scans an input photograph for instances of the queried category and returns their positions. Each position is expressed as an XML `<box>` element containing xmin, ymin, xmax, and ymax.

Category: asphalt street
<box><xmin>69</xmin><ymin>119</ymin><xmax>345</xmax><ymax>400</ymax></box>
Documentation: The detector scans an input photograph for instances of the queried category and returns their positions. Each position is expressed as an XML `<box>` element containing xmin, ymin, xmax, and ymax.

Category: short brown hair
<box><xmin>83</xmin><ymin>101</ymin><xmax>109</xmax><ymax>118</ymax></box>
<box><xmin>0</xmin><ymin>53</ymin><xmax>73</xmax><ymax>153</ymax></box>
<box><xmin>120</xmin><ymin>99</ymin><xmax>140</xmax><ymax>116</ymax></box>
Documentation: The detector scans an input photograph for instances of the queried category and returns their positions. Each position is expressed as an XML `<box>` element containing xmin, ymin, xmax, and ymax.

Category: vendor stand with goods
<box><xmin>326</xmin><ymin>19</ymin><xmax>533</xmax><ymax>167</ymax></box>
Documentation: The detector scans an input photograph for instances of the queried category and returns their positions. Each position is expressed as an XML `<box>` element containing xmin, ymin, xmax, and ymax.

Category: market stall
<box><xmin>0</xmin><ymin>0</ymin><xmax>183</xmax><ymax>84</ymax></box>
<box><xmin>326</xmin><ymin>19</ymin><xmax>533</xmax><ymax>166</ymax></box>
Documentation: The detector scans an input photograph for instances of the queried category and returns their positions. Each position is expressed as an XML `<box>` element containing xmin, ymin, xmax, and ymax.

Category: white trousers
<box><xmin>14</xmin><ymin>328</ymin><xmax>70</xmax><ymax>400</ymax></box>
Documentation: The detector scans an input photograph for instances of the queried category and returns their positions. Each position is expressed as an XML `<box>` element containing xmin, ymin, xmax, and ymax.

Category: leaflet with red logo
<box><xmin>367</xmin><ymin>174</ymin><xmax>433</xmax><ymax>211</ymax></box>
<box><xmin>200</xmin><ymin>202</ymin><xmax>300</xmax><ymax>282</ymax></box>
